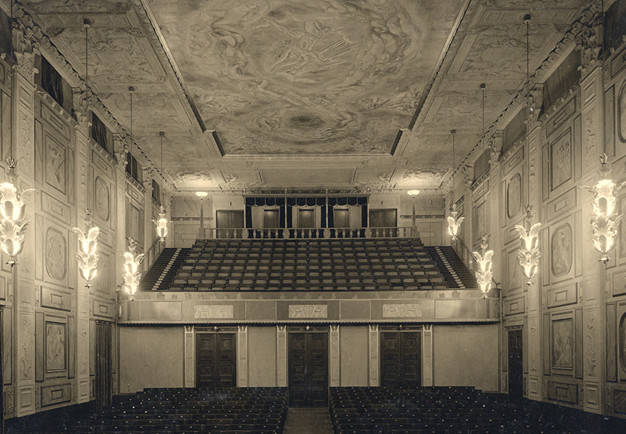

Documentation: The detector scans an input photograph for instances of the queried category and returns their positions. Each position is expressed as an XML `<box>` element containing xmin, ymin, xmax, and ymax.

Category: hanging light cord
<box><xmin>525</xmin><ymin>15</ymin><xmax>531</xmax><ymax>205</ymax></box>
<box><xmin>451</xmin><ymin>129</ymin><xmax>456</xmax><ymax>206</ymax></box>
<box><xmin>84</xmin><ymin>19</ymin><xmax>89</xmax><ymax>88</ymax></box>
<box><xmin>525</xmin><ymin>16</ymin><xmax>530</xmax><ymax>84</ymax></box>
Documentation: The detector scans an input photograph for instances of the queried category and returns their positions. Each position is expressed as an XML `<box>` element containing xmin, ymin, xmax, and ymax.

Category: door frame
<box><xmin>195</xmin><ymin>327</ymin><xmax>237</xmax><ymax>388</ymax></box>
<box><xmin>506</xmin><ymin>326</ymin><xmax>524</xmax><ymax>397</ymax></box>
<box><xmin>379</xmin><ymin>325</ymin><xmax>423</xmax><ymax>387</ymax></box>
<box><xmin>287</xmin><ymin>326</ymin><xmax>329</xmax><ymax>407</ymax></box>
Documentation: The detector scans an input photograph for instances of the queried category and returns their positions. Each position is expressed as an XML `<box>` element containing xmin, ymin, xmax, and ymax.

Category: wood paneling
<box><xmin>195</xmin><ymin>333</ymin><xmax>236</xmax><ymax>388</ymax></box>
<box><xmin>380</xmin><ymin>331</ymin><xmax>421</xmax><ymax>388</ymax></box>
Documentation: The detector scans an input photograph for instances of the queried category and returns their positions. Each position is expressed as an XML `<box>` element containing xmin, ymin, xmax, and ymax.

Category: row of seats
<box><xmin>165</xmin><ymin>238</ymin><xmax>451</xmax><ymax>292</ymax></box>
<box><xmin>62</xmin><ymin>387</ymin><xmax>288</xmax><ymax>433</ymax></box>
<box><xmin>329</xmin><ymin>387</ymin><xmax>626</xmax><ymax>433</ymax></box>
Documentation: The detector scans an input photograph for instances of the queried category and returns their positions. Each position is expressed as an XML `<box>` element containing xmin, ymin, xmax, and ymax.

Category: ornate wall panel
<box><xmin>550</xmin><ymin>129</ymin><xmax>573</xmax><ymax>192</ymax></box>
<box><xmin>551</xmin><ymin>314</ymin><xmax>574</xmax><ymax>374</ymax></box>
<box><xmin>35</xmin><ymin>312</ymin><xmax>69</xmax><ymax>381</ymax></box>
<box><xmin>44</xmin><ymin>226</ymin><xmax>68</xmax><ymax>285</ymax></box>
<box><xmin>90</xmin><ymin>149</ymin><xmax>116</xmax><ymax>231</ymax></box>
<box><xmin>547</xmin><ymin>213</ymin><xmax>578</xmax><ymax>285</ymax></box>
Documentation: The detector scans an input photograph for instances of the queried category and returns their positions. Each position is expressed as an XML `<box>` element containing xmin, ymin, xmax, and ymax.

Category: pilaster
<box><xmin>11</xmin><ymin>36</ymin><xmax>37</xmax><ymax>417</ymax></box>
<box><xmin>276</xmin><ymin>325</ymin><xmax>287</xmax><ymax>387</ymax></box>
<box><xmin>183</xmin><ymin>326</ymin><xmax>194</xmax><ymax>388</ymax></box>
<box><xmin>329</xmin><ymin>325</ymin><xmax>340</xmax><ymax>386</ymax></box>
<box><xmin>237</xmin><ymin>326</ymin><xmax>248</xmax><ymax>387</ymax></box>
<box><xmin>113</xmin><ymin>136</ymin><xmax>128</xmax><ymax>300</ymax></box>
<box><xmin>462</xmin><ymin>164</ymin><xmax>474</xmax><ymax>250</ymax></box>
<box><xmin>142</xmin><ymin>169</ymin><xmax>154</xmax><ymax>251</ymax></box>
<box><xmin>72</xmin><ymin>88</ymin><xmax>91</xmax><ymax>404</ymax></box>
<box><xmin>368</xmin><ymin>324</ymin><xmax>379</xmax><ymax>386</ymax></box>
<box><xmin>526</xmin><ymin>109</ymin><xmax>543</xmax><ymax>401</ymax></box>
<box><xmin>579</xmin><ymin>65</ymin><xmax>606</xmax><ymax>413</ymax></box>
<box><xmin>422</xmin><ymin>324</ymin><xmax>433</xmax><ymax>386</ymax></box>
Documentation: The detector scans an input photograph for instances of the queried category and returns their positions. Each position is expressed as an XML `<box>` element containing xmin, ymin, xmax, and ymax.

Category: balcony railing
<box><xmin>198</xmin><ymin>227</ymin><xmax>415</xmax><ymax>239</ymax></box>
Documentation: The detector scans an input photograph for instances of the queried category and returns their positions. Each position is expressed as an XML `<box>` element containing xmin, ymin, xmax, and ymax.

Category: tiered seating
<box><xmin>330</xmin><ymin>387</ymin><xmax>503</xmax><ymax>433</ymax></box>
<box><xmin>64</xmin><ymin>387</ymin><xmax>288</xmax><ymax>433</ymax></box>
<box><xmin>329</xmin><ymin>387</ymin><xmax>626</xmax><ymax>433</ymax></box>
<box><xmin>165</xmin><ymin>238</ymin><xmax>451</xmax><ymax>292</ymax></box>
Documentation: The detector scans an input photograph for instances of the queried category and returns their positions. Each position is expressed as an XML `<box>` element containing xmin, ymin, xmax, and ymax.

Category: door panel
<box><xmin>216</xmin><ymin>210</ymin><xmax>244</xmax><ymax>238</ymax></box>
<box><xmin>298</xmin><ymin>209</ymin><xmax>315</xmax><ymax>228</ymax></box>
<box><xmin>381</xmin><ymin>331</ymin><xmax>421</xmax><ymax>387</ymax></box>
<box><xmin>196</xmin><ymin>333</ymin><xmax>236</xmax><ymax>388</ymax></box>
<box><xmin>288</xmin><ymin>331</ymin><xmax>328</xmax><ymax>407</ymax></box>
<box><xmin>264</xmin><ymin>209</ymin><xmax>280</xmax><ymax>228</ymax></box>
<box><xmin>508</xmin><ymin>329</ymin><xmax>523</xmax><ymax>397</ymax></box>
<box><xmin>95</xmin><ymin>321</ymin><xmax>112</xmax><ymax>410</ymax></box>
<box><xmin>334</xmin><ymin>209</ymin><xmax>349</xmax><ymax>228</ymax></box>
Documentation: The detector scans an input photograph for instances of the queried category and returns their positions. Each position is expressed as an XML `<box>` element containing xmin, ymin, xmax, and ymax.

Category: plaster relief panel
<box><xmin>45</xmin><ymin>226</ymin><xmax>68</xmax><ymax>285</ymax></box>
<box><xmin>550</xmin><ymin>221</ymin><xmax>573</xmax><ymax>282</ymax></box>
<box><xmin>44</xmin><ymin>134</ymin><xmax>67</xmax><ymax>195</ymax></box>
<box><xmin>472</xmin><ymin>200</ymin><xmax>487</xmax><ymax>246</ymax></box>
<box><xmin>93</xmin><ymin>251</ymin><xmax>112</xmax><ymax>296</ymax></box>
<box><xmin>506</xmin><ymin>172</ymin><xmax>522</xmax><ymax>220</ymax></box>
<box><xmin>506</xmin><ymin>248</ymin><xmax>521</xmax><ymax>293</ymax></box>
<box><xmin>45</xmin><ymin>321</ymin><xmax>66</xmax><ymax>373</ymax></box>
<box><xmin>94</xmin><ymin>176</ymin><xmax>110</xmax><ymax>222</ymax></box>
<box><xmin>550</xmin><ymin>130</ymin><xmax>572</xmax><ymax>192</ymax></box>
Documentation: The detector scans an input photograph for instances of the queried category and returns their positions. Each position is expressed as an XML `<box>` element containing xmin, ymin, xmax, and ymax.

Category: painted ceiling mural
<box><xmin>19</xmin><ymin>0</ymin><xmax>590</xmax><ymax>190</ymax></box>
<box><xmin>147</xmin><ymin>0</ymin><xmax>462</xmax><ymax>155</ymax></box>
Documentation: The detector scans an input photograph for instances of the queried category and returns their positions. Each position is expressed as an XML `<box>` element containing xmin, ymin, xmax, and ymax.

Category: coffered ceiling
<box><xmin>17</xmin><ymin>0</ymin><xmax>591</xmax><ymax>192</ymax></box>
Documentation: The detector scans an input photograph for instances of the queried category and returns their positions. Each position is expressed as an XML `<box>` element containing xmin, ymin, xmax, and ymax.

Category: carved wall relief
<box><xmin>94</xmin><ymin>176</ymin><xmax>110</xmax><ymax>222</ymax></box>
<box><xmin>45</xmin><ymin>136</ymin><xmax>66</xmax><ymax>194</ymax></box>
<box><xmin>551</xmin><ymin>223</ymin><xmax>572</xmax><ymax>277</ymax></box>
<box><xmin>618</xmin><ymin>313</ymin><xmax>626</xmax><ymax>374</ymax></box>
<box><xmin>45</xmin><ymin>227</ymin><xmax>67</xmax><ymax>281</ymax></box>
<box><xmin>552</xmin><ymin>318</ymin><xmax>574</xmax><ymax>370</ymax></box>
<box><xmin>45</xmin><ymin>321</ymin><xmax>66</xmax><ymax>372</ymax></box>
<box><xmin>551</xmin><ymin>131</ymin><xmax>572</xmax><ymax>191</ymax></box>
<box><xmin>617</xmin><ymin>81</ymin><xmax>626</xmax><ymax>142</ymax></box>
<box><xmin>507</xmin><ymin>173</ymin><xmax>522</xmax><ymax>219</ymax></box>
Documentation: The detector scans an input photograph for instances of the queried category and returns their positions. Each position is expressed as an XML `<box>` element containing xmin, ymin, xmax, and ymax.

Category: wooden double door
<box><xmin>196</xmin><ymin>332</ymin><xmax>236</xmax><ymax>388</ymax></box>
<box><xmin>288</xmin><ymin>329</ymin><xmax>328</xmax><ymax>407</ymax></box>
<box><xmin>508</xmin><ymin>329</ymin><xmax>523</xmax><ymax>397</ymax></box>
<box><xmin>380</xmin><ymin>330</ymin><xmax>421</xmax><ymax>387</ymax></box>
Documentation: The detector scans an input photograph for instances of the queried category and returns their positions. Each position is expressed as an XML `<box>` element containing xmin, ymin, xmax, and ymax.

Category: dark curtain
<box><xmin>360</xmin><ymin>204</ymin><xmax>368</xmax><ymax>237</ymax></box>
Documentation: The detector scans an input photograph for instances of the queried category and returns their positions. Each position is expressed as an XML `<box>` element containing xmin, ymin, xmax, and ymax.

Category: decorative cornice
<box><xmin>452</xmin><ymin>2</ymin><xmax>599</xmax><ymax>189</ymax></box>
<box><xmin>14</xmin><ymin>1</ymin><xmax>175</xmax><ymax>192</ymax></box>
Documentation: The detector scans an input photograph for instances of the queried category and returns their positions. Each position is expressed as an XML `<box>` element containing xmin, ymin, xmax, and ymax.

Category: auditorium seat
<box><xmin>153</xmin><ymin>238</ymin><xmax>470</xmax><ymax>293</ymax></box>
<box><xmin>62</xmin><ymin>387</ymin><xmax>288</xmax><ymax>433</ymax></box>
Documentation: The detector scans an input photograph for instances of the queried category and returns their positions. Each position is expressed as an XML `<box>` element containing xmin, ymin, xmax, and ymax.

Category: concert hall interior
<box><xmin>0</xmin><ymin>0</ymin><xmax>625</xmax><ymax>432</ymax></box>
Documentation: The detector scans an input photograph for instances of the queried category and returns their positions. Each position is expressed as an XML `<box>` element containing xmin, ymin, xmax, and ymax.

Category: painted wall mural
<box><xmin>147</xmin><ymin>0</ymin><xmax>462</xmax><ymax>155</ymax></box>
<box><xmin>551</xmin><ymin>223</ymin><xmax>572</xmax><ymax>277</ymax></box>
<box><xmin>552</xmin><ymin>318</ymin><xmax>573</xmax><ymax>370</ymax></box>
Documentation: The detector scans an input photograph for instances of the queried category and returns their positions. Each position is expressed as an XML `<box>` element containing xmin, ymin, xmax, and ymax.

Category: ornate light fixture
<box><xmin>446</xmin><ymin>129</ymin><xmax>464</xmax><ymax>241</ymax></box>
<box><xmin>123</xmin><ymin>238</ymin><xmax>144</xmax><ymax>300</ymax></box>
<box><xmin>153</xmin><ymin>132</ymin><xmax>168</xmax><ymax>243</ymax></box>
<box><xmin>515</xmin><ymin>206</ymin><xmax>541</xmax><ymax>284</ymax></box>
<box><xmin>73</xmin><ymin>210</ymin><xmax>99</xmax><ymax>287</ymax></box>
<box><xmin>515</xmin><ymin>14</ymin><xmax>542</xmax><ymax>284</ymax></box>
<box><xmin>589</xmin><ymin>153</ymin><xmax>622</xmax><ymax>264</ymax></box>
<box><xmin>473</xmin><ymin>236</ymin><xmax>494</xmax><ymax>298</ymax></box>
<box><xmin>0</xmin><ymin>160</ymin><xmax>29</xmax><ymax>265</ymax></box>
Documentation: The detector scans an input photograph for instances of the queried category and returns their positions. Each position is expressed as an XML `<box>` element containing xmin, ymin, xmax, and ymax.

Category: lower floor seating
<box><xmin>61</xmin><ymin>387</ymin><xmax>288</xmax><ymax>433</ymax></box>
<box><xmin>329</xmin><ymin>387</ymin><xmax>626</xmax><ymax>433</ymax></box>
